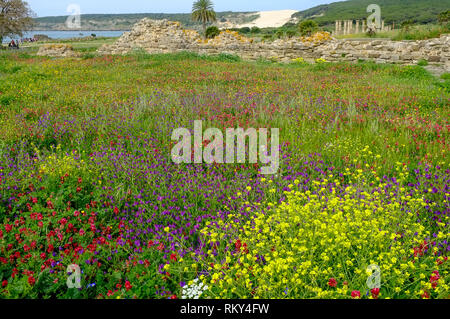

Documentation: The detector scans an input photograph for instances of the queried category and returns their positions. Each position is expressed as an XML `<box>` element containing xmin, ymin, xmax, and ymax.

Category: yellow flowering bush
<box><xmin>181</xmin><ymin>167</ymin><xmax>449</xmax><ymax>299</ymax></box>
<box><xmin>301</xmin><ymin>31</ymin><xmax>333</xmax><ymax>44</ymax></box>
<box><xmin>38</xmin><ymin>146</ymin><xmax>86</xmax><ymax>178</ymax></box>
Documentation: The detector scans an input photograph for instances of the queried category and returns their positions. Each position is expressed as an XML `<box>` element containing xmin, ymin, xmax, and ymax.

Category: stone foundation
<box><xmin>98</xmin><ymin>18</ymin><xmax>450</xmax><ymax>71</ymax></box>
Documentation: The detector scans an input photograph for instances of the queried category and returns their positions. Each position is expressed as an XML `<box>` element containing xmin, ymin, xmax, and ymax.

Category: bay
<box><xmin>2</xmin><ymin>30</ymin><xmax>127</xmax><ymax>43</ymax></box>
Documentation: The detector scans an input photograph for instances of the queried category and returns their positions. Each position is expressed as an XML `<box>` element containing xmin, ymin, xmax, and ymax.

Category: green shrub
<box><xmin>275</xmin><ymin>30</ymin><xmax>284</xmax><ymax>39</ymax></box>
<box><xmin>262</xmin><ymin>34</ymin><xmax>273</xmax><ymax>41</ymax></box>
<box><xmin>417</xmin><ymin>59</ymin><xmax>428</xmax><ymax>66</ymax></box>
<box><xmin>286</xmin><ymin>30</ymin><xmax>297</xmax><ymax>38</ymax></box>
<box><xmin>366</xmin><ymin>28</ymin><xmax>377</xmax><ymax>37</ymax></box>
<box><xmin>239</xmin><ymin>27</ymin><xmax>250</xmax><ymax>34</ymax></box>
<box><xmin>440</xmin><ymin>73</ymin><xmax>450</xmax><ymax>80</ymax></box>
<box><xmin>298</xmin><ymin>20</ymin><xmax>318</xmax><ymax>36</ymax></box>
<box><xmin>250</xmin><ymin>26</ymin><xmax>261</xmax><ymax>34</ymax></box>
<box><xmin>438</xmin><ymin>10</ymin><xmax>449</xmax><ymax>25</ymax></box>
<box><xmin>82</xmin><ymin>53</ymin><xmax>96</xmax><ymax>60</ymax></box>
<box><xmin>205</xmin><ymin>26</ymin><xmax>220</xmax><ymax>39</ymax></box>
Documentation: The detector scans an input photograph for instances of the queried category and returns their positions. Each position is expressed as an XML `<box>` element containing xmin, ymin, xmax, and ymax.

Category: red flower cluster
<box><xmin>370</xmin><ymin>288</ymin><xmax>380</xmax><ymax>299</ymax></box>
<box><xmin>328</xmin><ymin>278</ymin><xmax>337</xmax><ymax>287</ymax></box>
<box><xmin>413</xmin><ymin>240</ymin><xmax>428</xmax><ymax>258</ymax></box>
<box><xmin>234</xmin><ymin>240</ymin><xmax>248</xmax><ymax>254</ymax></box>
<box><xmin>430</xmin><ymin>270</ymin><xmax>440</xmax><ymax>289</ymax></box>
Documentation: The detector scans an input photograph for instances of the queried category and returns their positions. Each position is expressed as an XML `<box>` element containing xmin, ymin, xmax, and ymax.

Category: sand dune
<box><xmin>239</xmin><ymin>10</ymin><xmax>298</xmax><ymax>28</ymax></box>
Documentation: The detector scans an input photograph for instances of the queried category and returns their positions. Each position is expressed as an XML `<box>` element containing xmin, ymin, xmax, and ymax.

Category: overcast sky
<box><xmin>26</xmin><ymin>0</ymin><xmax>336</xmax><ymax>17</ymax></box>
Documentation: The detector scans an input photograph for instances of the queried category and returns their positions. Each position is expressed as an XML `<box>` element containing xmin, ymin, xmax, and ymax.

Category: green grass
<box><xmin>0</xmin><ymin>48</ymin><xmax>447</xmax><ymax>174</ymax></box>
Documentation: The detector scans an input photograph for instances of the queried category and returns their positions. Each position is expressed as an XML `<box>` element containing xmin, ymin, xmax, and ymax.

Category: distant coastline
<box><xmin>31</xmin><ymin>29</ymin><xmax>131</xmax><ymax>32</ymax></box>
<box><xmin>2</xmin><ymin>30</ymin><xmax>127</xmax><ymax>43</ymax></box>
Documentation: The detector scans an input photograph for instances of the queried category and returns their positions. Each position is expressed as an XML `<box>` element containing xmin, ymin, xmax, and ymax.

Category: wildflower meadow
<box><xmin>0</xmin><ymin>50</ymin><xmax>448</xmax><ymax>299</ymax></box>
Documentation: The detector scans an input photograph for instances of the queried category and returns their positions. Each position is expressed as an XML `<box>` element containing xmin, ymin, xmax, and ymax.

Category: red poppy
<box><xmin>170</xmin><ymin>253</ymin><xmax>177</xmax><ymax>262</ymax></box>
<box><xmin>2</xmin><ymin>280</ymin><xmax>7</xmax><ymax>288</ymax></box>
<box><xmin>170</xmin><ymin>295</ymin><xmax>177</xmax><ymax>299</ymax></box>
<box><xmin>125</xmin><ymin>281</ymin><xmax>132</xmax><ymax>291</ymax></box>
<box><xmin>4</xmin><ymin>224</ymin><xmax>12</xmax><ymax>233</ymax></box>
<box><xmin>328</xmin><ymin>278</ymin><xmax>337</xmax><ymax>287</ymax></box>
<box><xmin>371</xmin><ymin>288</ymin><xmax>380</xmax><ymax>299</ymax></box>
<box><xmin>351</xmin><ymin>290</ymin><xmax>360</xmax><ymax>299</ymax></box>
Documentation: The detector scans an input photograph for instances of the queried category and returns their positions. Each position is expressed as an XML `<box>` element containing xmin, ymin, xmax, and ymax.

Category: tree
<box><xmin>0</xmin><ymin>0</ymin><xmax>35</xmax><ymax>44</ymax></box>
<box><xmin>192</xmin><ymin>0</ymin><xmax>216</xmax><ymax>38</ymax></box>
<box><xmin>298</xmin><ymin>20</ymin><xmax>318</xmax><ymax>36</ymax></box>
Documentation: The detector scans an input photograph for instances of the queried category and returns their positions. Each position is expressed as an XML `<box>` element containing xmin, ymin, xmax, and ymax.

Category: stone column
<box><xmin>335</xmin><ymin>20</ymin><xmax>339</xmax><ymax>35</ymax></box>
<box><xmin>362</xmin><ymin>20</ymin><xmax>366</xmax><ymax>33</ymax></box>
<box><xmin>356</xmin><ymin>20</ymin><xmax>360</xmax><ymax>34</ymax></box>
<box><xmin>381</xmin><ymin>20</ymin><xmax>385</xmax><ymax>31</ymax></box>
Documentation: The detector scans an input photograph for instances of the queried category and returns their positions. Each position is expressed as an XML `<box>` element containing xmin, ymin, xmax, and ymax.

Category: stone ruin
<box><xmin>31</xmin><ymin>18</ymin><xmax>450</xmax><ymax>72</ymax></box>
<box><xmin>94</xmin><ymin>18</ymin><xmax>448</xmax><ymax>71</ymax></box>
<box><xmin>37</xmin><ymin>44</ymin><xmax>81</xmax><ymax>58</ymax></box>
<box><xmin>97</xmin><ymin>18</ymin><xmax>256</xmax><ymax>55</ymax></box>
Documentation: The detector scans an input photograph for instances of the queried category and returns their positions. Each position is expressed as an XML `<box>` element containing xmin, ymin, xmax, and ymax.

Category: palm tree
<box><xmin>192</xmin><ymin>0</ymin><xmax>217</xmax><ymax>38</ymax></box>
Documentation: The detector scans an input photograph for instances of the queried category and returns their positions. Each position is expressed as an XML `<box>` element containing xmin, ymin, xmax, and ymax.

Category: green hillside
<box><xmin>34</xmin><ymin>12</ymin><xmax>259</xmax><ymax>31</ymax></box>
<box><xmin>293</xmin><ymin>0</ymin><xmax>450</xmax><ymax>26</ymax></box>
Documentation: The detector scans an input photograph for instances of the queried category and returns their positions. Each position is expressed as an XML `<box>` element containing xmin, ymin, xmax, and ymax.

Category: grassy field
<box><xmin>0</xmin><ymin>48</ymin><xmax>448</xmax><ymax>299</ymax></box>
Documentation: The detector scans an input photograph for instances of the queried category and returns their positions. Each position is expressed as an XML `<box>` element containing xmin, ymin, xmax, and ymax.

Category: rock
<box><xmin>427</xmin><ymin>56</ymin><xmax>441</xmax><ymax>62</ymax></box>
<box><xmin>37</xmin><ymin>44</ymin><xmax>81</xmax><ymax>58</ymax></box>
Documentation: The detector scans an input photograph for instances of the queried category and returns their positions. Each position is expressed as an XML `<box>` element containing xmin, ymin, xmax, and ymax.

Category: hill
<box><xmin>292</xmin><ymin>0</ymin><xmax>450</xmax><ymax>26</ymax></box>
<box><xmin>34</xmin><ymin>12</ymin><xmax>260</xmax><ymax>31</ymax></box>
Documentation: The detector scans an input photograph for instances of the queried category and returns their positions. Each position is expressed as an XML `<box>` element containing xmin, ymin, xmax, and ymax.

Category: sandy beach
<box><xmin>239</xmin><ymin>10</ymin><xmax>298</xmax><ymax>28</ymax></box>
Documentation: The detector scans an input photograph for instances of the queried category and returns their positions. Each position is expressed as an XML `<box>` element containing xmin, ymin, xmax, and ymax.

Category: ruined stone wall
<box><xmin>97</xmin><ymin>18</ymin><xmax>450</xmax><ymax>71</ymax></box>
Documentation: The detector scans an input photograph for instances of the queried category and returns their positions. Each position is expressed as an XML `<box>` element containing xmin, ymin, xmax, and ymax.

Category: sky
<box><xmin>26</xmin><ymin>0</ymin><xmax>336</xmax><ymax>17</ymax></box>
